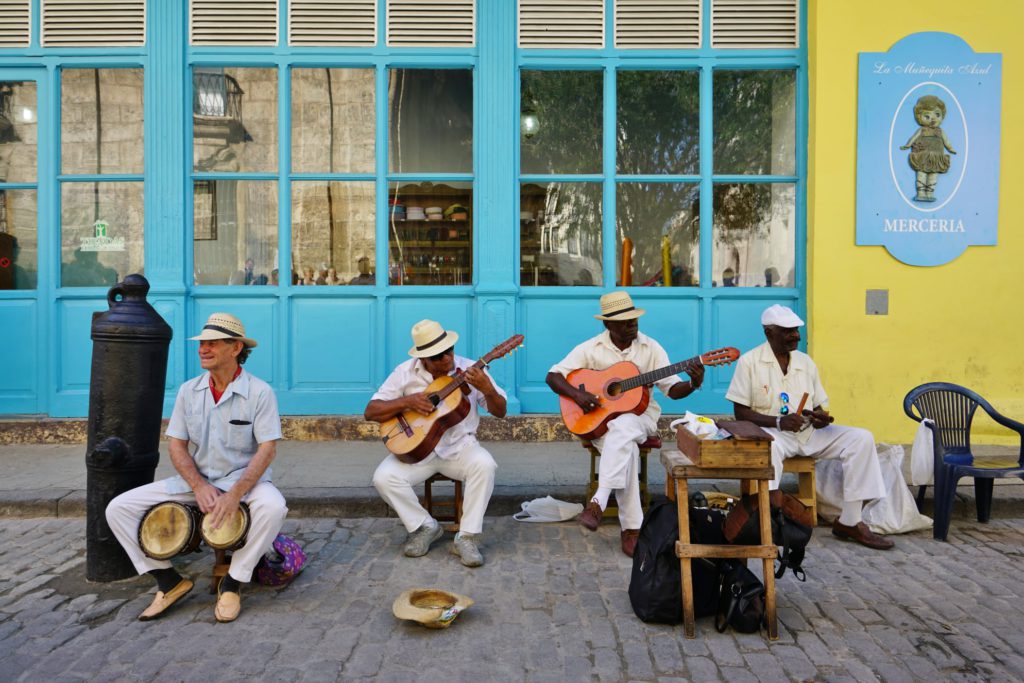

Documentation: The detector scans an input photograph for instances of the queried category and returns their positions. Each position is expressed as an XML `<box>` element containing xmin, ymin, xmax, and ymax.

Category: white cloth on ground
<box><xmin>372</xmin><ymin>442</ymin><xmax>497</xmax><ymax>535</ymax></box>
<box><xmin>513</xmin><ymin>496</ymin><xmax>583</xmax><ymax>523</ymax></box>
<box><xmin>816</xmin><ymin>444</ymin><xmax>932</xmax><ymax>534</ymax></box>
<box><xmin>106</xmin><ymin>479</ymin><xmax>288</xmax><ymax>583</ymax></box>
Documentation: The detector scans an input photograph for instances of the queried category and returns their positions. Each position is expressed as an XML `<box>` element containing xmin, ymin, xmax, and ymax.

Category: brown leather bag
<box><xmin>723</xmin><ymin>492</ymin><xmax>813</xmax><ymax>581</ymax></box>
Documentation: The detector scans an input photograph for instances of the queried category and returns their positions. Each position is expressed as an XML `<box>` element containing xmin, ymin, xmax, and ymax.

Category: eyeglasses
<box><xmin>779</xmin><ymin>392</ymin><xmax>791</xmax><ymax>415</ymax></box>
<box><xmin>427</xmin><ymin>348</ymin><xmax>453</xmax><ymax>361</ymax></box>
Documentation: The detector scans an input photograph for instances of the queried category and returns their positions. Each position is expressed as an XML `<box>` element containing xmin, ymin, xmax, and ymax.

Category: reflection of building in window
<box><xmin>193</xmin><ymin>69</ymin><xmax>251</xmax><ymax>171</ymax></box>
<box><xmin>0</xmin><ymin>189</ymin><xmax>7</xmax><ymax>233</ymax></box>
<box><xmin>193</xmin><ymin>180</ymin><xmax>217</xmax><ymax>240</ymax></box>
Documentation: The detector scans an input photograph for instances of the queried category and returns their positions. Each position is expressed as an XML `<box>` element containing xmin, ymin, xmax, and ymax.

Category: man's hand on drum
<box><xmin>206</xmin><ymin>489</ymin><xmax>242</xmax><ymax>531</ymax></box>
<box><xmin>194</xmin><ymin>481</ymin><xmax>222</xmax><ymax>514</ymax></box>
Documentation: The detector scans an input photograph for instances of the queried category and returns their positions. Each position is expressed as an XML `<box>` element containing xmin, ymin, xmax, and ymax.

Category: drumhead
<box><xmin>201</xmin><ymin>502</ymin><xmax>251</xmax><ymax>550</ymax></box>
<box><xmin>139</xmin><ymin>502</ymin><xmax>196</xmax><ymax>560</ymax></box>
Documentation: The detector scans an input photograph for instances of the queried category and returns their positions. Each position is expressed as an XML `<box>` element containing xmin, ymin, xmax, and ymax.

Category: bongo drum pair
<box><xmin>138</xmin><ymin>501</ymin><xmax>251</xmax><ymax>560</ymax></box>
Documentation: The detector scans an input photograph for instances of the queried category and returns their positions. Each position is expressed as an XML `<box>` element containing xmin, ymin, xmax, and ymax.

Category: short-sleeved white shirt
<box><xmin>548</xmin><ymin>330</ymin><xmax>681</xmax><ymax>423</ymax></box>
<box><xmin>164</xmin><ymin>369</ymin><xmax>283</xmax><ymax>494</ymax></box>
<box><xmin>725</xmin><ymin>342</ymin><xmax>829</xmax><ymax>444</ymax></box>
<box><xmin>371</xmin><ymin>355</ymin><xmax>508</xmax><ymax>461</ymax></box>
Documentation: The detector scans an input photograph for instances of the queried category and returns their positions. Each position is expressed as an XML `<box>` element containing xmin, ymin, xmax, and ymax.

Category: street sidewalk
<box><xmin>1</xmin><ymin>439</ymin><xmax>1022</xmax><ymax>522</ymax></box>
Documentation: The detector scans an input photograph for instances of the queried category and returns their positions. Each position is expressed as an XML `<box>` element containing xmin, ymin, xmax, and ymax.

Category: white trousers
<box><xmin>105</xmin><ymin>480</ymin><xmax>288</xmax><ymax>583</ymax></box>
<box><xmin>372</xmin><ymin>443</ymin><xmax>496</xmax><ymax>535</ymax></box>
<box><xmin>591</xmin><ymin>412</ymin><xmax>657</xmax><ymax>531</ymax></box>
<box><xmin>766</xmin><ymin>424</ymin><xmax>887</xmax><ymax>502</ymax></box>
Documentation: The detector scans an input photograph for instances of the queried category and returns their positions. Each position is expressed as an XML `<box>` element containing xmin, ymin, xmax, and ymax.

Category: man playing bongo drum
<box><xmin>106</xmin><ymin>313</ymin><xmax>288</xmax><ymax>622</ymax></box>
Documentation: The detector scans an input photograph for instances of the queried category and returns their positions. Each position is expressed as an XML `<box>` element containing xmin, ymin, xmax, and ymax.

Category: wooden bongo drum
<box><xmin>138</xmin><ymin>501</ymin><xmax>202</xmax><ymax>560</ymax></box>
<box><xmin>200</xmin><ymin>502</ymin><xmax>251</xmax><ymax>551</ymax></box>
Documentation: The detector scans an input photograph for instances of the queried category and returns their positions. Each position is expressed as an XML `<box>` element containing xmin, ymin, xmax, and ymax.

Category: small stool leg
<box><xmin>211</xmin><ymin>549</ymin><xmax>230</xmax><ymax>594</ymax></box>
<box><xmin>756</xmin><ymin>480</ymin><xmax>778</xmax><ymax>640</ymax></box>
<box><xmin>675</xmin><ymin>476</ymin><xmax>695</xmax><ymax>639</ymax></box>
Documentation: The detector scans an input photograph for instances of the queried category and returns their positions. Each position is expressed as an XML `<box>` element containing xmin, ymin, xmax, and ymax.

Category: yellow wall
<box><xmin>808</xmin><ymin>0</ymin><xmax>1024</xmax><ymax>444</ymax></box>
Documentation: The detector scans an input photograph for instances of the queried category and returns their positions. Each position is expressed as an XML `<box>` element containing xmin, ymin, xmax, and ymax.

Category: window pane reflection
<box><xmin>193</xmin><ymin>68</ymin><xmax>278</xmax><ymax>173</ymax></box>
<box><xmin>617</xmin><ymin>71</ymin><xmax>699</xmax><ymax>175</ymax></box>
<box><xmin>62</xmin><ymin>69</ymin><xmax>144</xmax><ymax>175</ymax></box>
<box><xmin>712</xmin><ymin>183</ymin><xmax>795</xmax><ymax>288</ymax></box>
<box><xmin>520</xmin><ymin>182</ymin><xmax>602</xmax><ymax>286</ymax></box>
<box><xmin>616</xmin><ymin>183</ymin><xmax>699</xmax><ymax>287</ymax></box>
<box><xmin>713</xmin><ymin>70</ymin><xmax>795</xmax><ymax>176</ymax></box>
<box><xmin>388</xmin><ymin>69</ymin><xmax>472</xmax><ymax>174</ymax></box>
<box><xmin>292</xmin><ymin>68</ymin><xmax>375</xmax><ymax>174</ymax></box>
<box><xmin>0</xmin><ymin>81</ymin><xmax>38</xmax><ymax>183</ymax></box>
<box><xmin>292</xmin><ymin>181</ymin><xmax>375</xmax><ymax>286</ymax></box>
<box><xmin>0</xmin><ymin>189</ymin><xmax>37</xmax><ymax>289</ymax></box>
<box><xmin>193</xmin><ymin>180</ymin><xmax>278</xmax><ymax>285</ymax></box>
<box><xmin>389</xmin><ymin>182</ymin><xmax>472</xmax><ymax>286</ymax></box>
<box><xmin>61</xmin><ymin>182</ymin><xmax>144</xmax><ymax>287</ymax></box>
<box><xmin>520</xmin><ymin>71</ymin><xmax>602</xmax><ymax>175</ymax></box>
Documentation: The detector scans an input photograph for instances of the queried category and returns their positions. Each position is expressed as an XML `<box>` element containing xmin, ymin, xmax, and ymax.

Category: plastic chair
<box><xmin>903</xmin><ymin>382</ymin><xmax>1024</xmax><ymax>540</ymax></box>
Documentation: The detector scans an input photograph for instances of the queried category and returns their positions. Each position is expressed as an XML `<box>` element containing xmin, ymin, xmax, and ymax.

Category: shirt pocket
<box><xmin>226</xmin><ymin>422</ymin><xmax>254</xmax><ymax>451</ymax></box>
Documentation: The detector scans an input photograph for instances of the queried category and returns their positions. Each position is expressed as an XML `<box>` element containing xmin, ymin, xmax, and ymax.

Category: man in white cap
<box><xmin>106</xmin><ymin>312</ymin><xmax>288</xmax><ymax>622</ymax></box>
<box><xmin>726</xmin><ymin>304</ymin><xmax>892</xmax><ymax>550</ymax></box>
<box><xmin>546</xmin><ymin>291</ymin><xmax>704</xmax><ymax>557</ymax></box>
<box><xmin>365</xmin><ymin>320</ymin><xmax>507</xmax><ymax>567</ymax></box>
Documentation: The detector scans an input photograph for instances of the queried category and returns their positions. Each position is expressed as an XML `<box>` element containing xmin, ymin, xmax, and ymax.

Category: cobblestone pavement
<box><xmin>1</xmin><ymin>515</ymin><xmax>1023</xmax><ymax>682</ymax></box>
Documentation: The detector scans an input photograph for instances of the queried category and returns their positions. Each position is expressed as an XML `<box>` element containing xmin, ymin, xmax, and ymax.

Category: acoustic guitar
<box><xmin>380</xmin><ymin>334</ymin><xmax>525</xmax><ymax>464</ymax></box>
<box><xmin>559</xmin><ymin>347</ymin><xmax>740</xmax><ymax>440</ymax></box>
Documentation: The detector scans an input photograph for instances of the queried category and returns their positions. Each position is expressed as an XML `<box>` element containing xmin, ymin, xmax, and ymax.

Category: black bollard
<box><xmin>85</xmin><ymin>274</ymin><xmax>172</xmax><ymax>582</ymax></box>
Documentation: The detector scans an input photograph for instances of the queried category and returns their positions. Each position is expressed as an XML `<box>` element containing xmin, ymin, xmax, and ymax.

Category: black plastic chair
<box><xmin>903</xmin><ymin>382</ymin><xmax>1024</xmax><ymax>540</ymax></box>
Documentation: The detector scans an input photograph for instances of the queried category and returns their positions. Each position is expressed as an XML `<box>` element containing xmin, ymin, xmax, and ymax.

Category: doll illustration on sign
<box><xmin>899</xmin><ymin>95</ymin><xmax>957</xmax><ymax>202</ymax></box>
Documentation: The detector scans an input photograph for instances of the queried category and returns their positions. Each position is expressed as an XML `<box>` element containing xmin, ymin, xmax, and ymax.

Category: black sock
<box><xmin>220</xmin><ymin>575</ymin><xmax>241</xmax><ymax>594</ymax></box>
<box><xmin>148</xmin><ymin>568</ymin><xmax>183</xmax><ymax>593</ymax></box>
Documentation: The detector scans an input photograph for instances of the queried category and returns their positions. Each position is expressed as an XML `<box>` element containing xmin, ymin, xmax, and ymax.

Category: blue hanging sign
<box><xmin>856</xmin><ymin>32</ymin><xmax>1001</xmax><ymax>266</ymax></box>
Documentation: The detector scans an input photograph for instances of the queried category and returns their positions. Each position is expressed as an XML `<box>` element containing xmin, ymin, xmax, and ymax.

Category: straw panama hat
<box><xmin>189</xmin><ymin>312</ymin><xmax>258</xmax><ymax>348</ymax></box>
<box><xmin>408</xmin><ymin>319</ymin><xmax>459</xmax><ymax>358</ymax></box>
<box><xmin>594</xmin><ymin>291</ymin><xmax>645</xmax><ymax>321</ymax></box>
<box><xmin>392</xmin><ymin>588</ymin><xmax>474</xmax><ymax>629</ymax></box>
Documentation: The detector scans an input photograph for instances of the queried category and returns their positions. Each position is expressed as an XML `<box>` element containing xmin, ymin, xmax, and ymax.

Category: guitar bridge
<box><xmin>397</xmin><ymin>414</ymin><xmax>414</xmax><ymax>438</ymax></box>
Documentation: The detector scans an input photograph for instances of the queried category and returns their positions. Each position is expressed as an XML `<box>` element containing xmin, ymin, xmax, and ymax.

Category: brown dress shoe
<box><xmin>621</xmin><ymin>529</ymin><xmax>640</xmax><ymax>557</ymax></box>
<box><xmin>832</xmin><ymin>520</ymin><xmax>894</xmax><ymax>550</ymax></box>
<box><xmin>579</xmin><ymin>500</ymin><xmax>602</xmax><ymax>531</ymax></box>
<box><xmin>138</xmin><ymin>578</ymin><xmax>194</xmax><ymax>621</ymax></box>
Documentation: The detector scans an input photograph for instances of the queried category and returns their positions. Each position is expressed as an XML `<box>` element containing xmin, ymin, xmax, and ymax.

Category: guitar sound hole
<box><xmin>607</xmin><ymin>382</ymin><xmax>621</xmax><ymax>397</ymax></box>
<box><xmin>429</xmin><ymin>394</ymin><xmax>441</xmax><ymax>407</ymax></box>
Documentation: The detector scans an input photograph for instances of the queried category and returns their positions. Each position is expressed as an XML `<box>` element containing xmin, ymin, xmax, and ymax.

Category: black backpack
<box><xmin>724</xmin><ymin>494</ymin><xmax>812</xmax><ymax>580</ymax></box>
<box><xmin>628</xmin><ymin>497</ymin><xmax>720</xmax><ymax>623</ymax></box>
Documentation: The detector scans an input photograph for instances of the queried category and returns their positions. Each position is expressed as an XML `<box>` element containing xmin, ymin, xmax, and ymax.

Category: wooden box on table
<box><xmin>675</xmin><ymin>420</ymin><xmax>772</xmax><ymax>469</ymax></box>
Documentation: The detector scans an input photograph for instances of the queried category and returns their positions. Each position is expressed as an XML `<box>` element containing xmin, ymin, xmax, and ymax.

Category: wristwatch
<box><xmin>775</xmin><ymin>416</ymin><xmax>782</xmax><ymax>430</ymax></box>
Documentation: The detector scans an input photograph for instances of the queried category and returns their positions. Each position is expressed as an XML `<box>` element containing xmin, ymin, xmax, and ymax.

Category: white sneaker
<box><xmin>403</xmin><ymin>520</ymin><xmax>443</xmax><ymax>557</ymax></box>
<box><xmin>450</xmin><ymin>532</ymin><xmax>484</xmax><ymax>568</ymax></box>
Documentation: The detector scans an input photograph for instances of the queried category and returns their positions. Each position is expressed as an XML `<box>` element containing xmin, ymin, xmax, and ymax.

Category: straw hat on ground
<box><xmin>594</xmin><ymin>291</ymin><xmax>645</xmax><ymax>321</ymax></box>
<box><xmin>189</xmin><ymin>312</ymin><xmax>257</xmax><ymax>348</ymax></box>
<box><xmin>392</xmin><ymin>588</ymin><xmax>474</xmax><ymax>629</ymax></box>
<box><xmin>408</xmin><ymin>319</ymin><xmax>459</xmax><ymax>358</ymax></box>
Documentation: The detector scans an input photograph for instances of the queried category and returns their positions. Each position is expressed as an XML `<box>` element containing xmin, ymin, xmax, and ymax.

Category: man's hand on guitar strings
<box><xmin>574</xmin><ymin>389</ymin><xmax>602</xmax><ymax>413</ymax></box>
<box><xmin>405</xmin><ymin>392</ymin><xmax>436</xmax><ymax>416</ymax></box>
<box><xmin>684</xmin><ymin>359</ymin><xmax>705</xmax><ymax>388</ymax></box>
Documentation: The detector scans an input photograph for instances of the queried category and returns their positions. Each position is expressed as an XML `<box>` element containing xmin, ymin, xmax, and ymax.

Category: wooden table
<box><xmin>661</xmin><ymin>448</ymin><xmax>779</xmax><ymax>639</ymax></box>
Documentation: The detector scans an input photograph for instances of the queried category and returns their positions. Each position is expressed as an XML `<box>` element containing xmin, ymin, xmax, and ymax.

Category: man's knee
<box><xmin>465</xmin><ymin>451</ymin><xmax>497</xmax><ymax>479</ymax></box>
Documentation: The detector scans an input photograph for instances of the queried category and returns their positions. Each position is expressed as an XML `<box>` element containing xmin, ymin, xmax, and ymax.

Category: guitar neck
<box><xmin>618</xmin><ymin>355</ymin><xmax>699</xmax><ymax>392</ymax></box>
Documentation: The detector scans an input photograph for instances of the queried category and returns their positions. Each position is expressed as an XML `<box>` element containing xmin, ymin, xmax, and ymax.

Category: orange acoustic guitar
<box><xmin>559</xmin><ymin>347</ymin><xmax>741</xmax><ymax>440</ymax></box>
<box><xmin>380</xmin><ymin>334</ymin><xmax>525</xmax><ymax>464</ymax></box>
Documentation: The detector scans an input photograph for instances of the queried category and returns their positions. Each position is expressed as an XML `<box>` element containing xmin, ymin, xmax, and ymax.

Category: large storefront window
<box><xmin>192</xmin><ymin>67</ymin><xmax>277</xmax><ymax>285</ymax></box>
<box><xmin>388</xmin><ymin>68</ymin><xmax>473</xmax><ymax>286</ymax></box>
<box><xmin>60</xmin><ymin>69</ymin><xmax>144</xmax><ymax>287</ymax></box>
<box><xmin>0</xmin><ymin>81</ymin><xmax>38</xmax><ymax>290</ymax></box>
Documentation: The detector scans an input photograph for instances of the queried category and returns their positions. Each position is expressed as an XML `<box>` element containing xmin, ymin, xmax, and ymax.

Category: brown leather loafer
<box><xmin>138</xmin><ymin>578</ymin><xmax>194</xmax><ymax>621</ymax></box>
<box><xmin>215</xmin><ymin>587</ymin><xmax>241</xmax><ymax>623</ymax></box>
<box><xmin>579</xmin><ymin>500</ymin><xmax>602</xmax><ymax>531</ymax></box>
<box><xmin>832</xmin><ymin>520</ymin><xmax>894</xmax><ymax>550</ymax></box>
<box><xmin>620</xmin><ymin>529</ymin><xmax>640</xmax><ymax>558</ymax></box>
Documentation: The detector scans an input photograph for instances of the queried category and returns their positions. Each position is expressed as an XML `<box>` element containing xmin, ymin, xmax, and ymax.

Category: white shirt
<box><xmin>725</xmin><ymin>341</ymin><xmax>829</xmax><ymax>444</ymax></box>
<box><xmin>548</xmin><ymin>330</ymin><xmax>681</xmax><ymax>423</ymax></box>
<box><xmin>371</xmin><ymin>355</ymin><xmax>508</xmax><ymax>460</ymax></box>
<box><xmin>164</xmin><ymin>369</ymin><xmax>283</xmax><ymax>494</ymax></box>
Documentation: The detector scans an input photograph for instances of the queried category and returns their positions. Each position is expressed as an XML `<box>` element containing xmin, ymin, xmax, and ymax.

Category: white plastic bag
<box><xmin>814</xmin><ymin>444</ymin><xmax>932</xmax><ymax>534</ymax></box>
<box><xmin>909</xmin><ymin>419</ymin><xmax>935</xmax><ymax>486</ymax></box>
<box><xmin>513</xmin><ymin>496</ymin><xmax>584</xmax><ymax>523</ymax></box>
<box><xmin>669</xmin><ymin>411</ymin><xmax>717</xmax><ymax>439</ymax></box>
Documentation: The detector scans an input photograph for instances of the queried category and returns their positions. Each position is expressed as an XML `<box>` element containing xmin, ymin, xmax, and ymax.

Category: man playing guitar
<box><xmin>546</xmin><ymin>292</ymin><xmax>704</xmax><ymax>557</ymax></box>
<box><xmin>365</xmin><ymin>319</ymin><xmax>507</xmax><ymax>567</ymax></box>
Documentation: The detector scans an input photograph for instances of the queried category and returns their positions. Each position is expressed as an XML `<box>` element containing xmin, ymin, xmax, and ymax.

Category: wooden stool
<box><xmin>582</xmin><ymin>436</ymin><xmax>662</xmax><ymax>518</ymax></box>
<box><xmin>662</xmin><ymin>449</ymin><xmax>779</xmax><ymax>640</ymax></box>
<box><xmin>211</xmin><ymin>549</ymin><xmax>230</xmax><ymax>594</ymax></box>
<box><xmin>422</xmin><ymin>473</ymin><xmax>464</xmax><ymax>532</ymax></box>
<box><xmin>741</xmin><ymin>455</ymin><xmax>817</xmax><ymax>524</ymax></box>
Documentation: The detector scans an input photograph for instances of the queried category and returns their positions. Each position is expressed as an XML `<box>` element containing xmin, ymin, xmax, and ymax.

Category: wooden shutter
<box><xmin>615</xmin><ymin>0</ymin><xmax>700</xmax><ymax>49</ymax></box>
<box><xmin>190</xmin><ymin>0</ymin><xmax>278</xmax><ymax>46</ymax></box>
<box><xmin>289</xmin><ymin>0</ymin><xmax>377</xmax><ymax>46</ymax></box>
<box><xmin>519</xmin><ymin>0</ymin><xmax>604</xmax><ymax>49</ymax></box>
<box><xmin>0</xmin><ymin>0</ymin><xmax>30</xmax><ymax>48</ymax></box>
<box><xmin>387</xmin><ymin>0</ymin><xmax>475</xmax><ymax>47</ymax></box>
<box><xmin>711</xmin><ymin>0</ymin><xmax>798</xmax><ymax>48</ymax></box>
<box><xmin>42</xmin><ymin>0</ymin><xmax>146</xmax><ymax>47</ymax></box>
